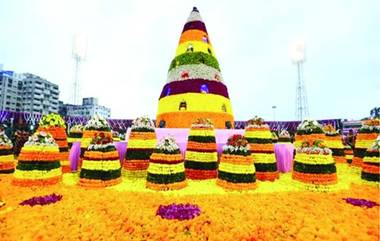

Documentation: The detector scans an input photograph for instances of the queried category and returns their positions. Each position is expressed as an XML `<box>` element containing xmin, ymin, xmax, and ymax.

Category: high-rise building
<box><xmin>0</xmin><ymin>71</ymin><xmax>23</xmax><ymax>112</ymax></box>
<box><xmin>21</xmin><ymin>73</ymin><xmax>59</xmax><ymax>114</ymax></box>
<box><xmin>0</xmin><ymin>70</ymin><xmax>59</xmax><ymax>114</ymax></box>
<box><xmin>60</xmin><ymin>97</ymin><xmax>111</xmax><ymax>118</ymax></box>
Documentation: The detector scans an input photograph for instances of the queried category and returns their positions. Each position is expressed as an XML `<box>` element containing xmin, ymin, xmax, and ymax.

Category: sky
<box><xmin>0</xmin><ymin>0</ymin><xmax>379</xmax><ymax>121</ymax></box>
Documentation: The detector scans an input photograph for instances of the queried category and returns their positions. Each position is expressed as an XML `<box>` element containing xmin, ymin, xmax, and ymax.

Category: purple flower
<box><xmin>20</xmin><ymin>193</ymin><xmax>62</xmax><ymax>207</ymax></box>
<box><xmin>343</xmin><ymin>198</ymin><xmax>379</xmax><ymax>208</ymax></box>
<box><xmin>156</xmin><ymin>203</ymin><xmax>201</xmax><ymax>220</ymax></box>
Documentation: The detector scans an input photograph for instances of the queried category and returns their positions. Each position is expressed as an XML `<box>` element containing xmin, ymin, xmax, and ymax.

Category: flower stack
<box><xmin>0</xmin><ymin>131</ymin><xmax>15</xmax><ymax>173</ymax></box>
<box><xmin>344</xmin><ymin>145</ymin><xmax>354</xmax><ymax>164</ymax></box>
<box><xmin>146</xmin><ymin>137</ymin><xmax>187</xmax><ymax>191</ymax></box>
<box><xmin>361</xmin><ymin>137</ymin><xmax>380</xmax><ymax>184</ymax></box>
<box><xmin>38</xmin><ymin>114</ymin><xmax>70</xmax><ymax>172</ymax></box>
<box><xmin>67</xmin><ymin>124</ymin><xmax>83</xmax><ymax>148</ymax></box>
<box><xmin>112</xmin><ymin>130</ymin><xmax>121</xmax><ymax>142</ymax></box>
<box><xmin>79</xmin><ymin>132</ymin><xmax>122</xmax><ymax>188</ymax></box>
<box><xmin>124</xmin><ymin>116</ymin><xmax>156</xmax><ymax>177</ymax></box>
<box><xmin>156</xmin><ymin>7</ymin><xmax>234</xmax><ymax>128</ymax></box>
<box><xmin>217</xmin><ymin>134</ymin><xmax>256</xmax><ymax>190</ymax></box>
<box><xmin>295</xmin><ymin>120</ymin><xmax>325</xmax><ymax>148</ymax></box>
<box><xmin>352</xmin><ymin>119</ymin><xmax>380</xmax><ymax>167</ymax></box>
<box><xmin>184</xmin><ymin>118</ymin><xmax>218</xmax><ymax>179</ymax></box>
<box><xmin>12</xmin><ymin>131</ymin><xmax>62</xmax><ymax>186</ymax></box>
<box><xmin>244</xmin><ymin>117</ymin><xmax>279</xmax><ymax>181</ymax></box>
<box><xmin>323</xmin><ymin>124</ymin><xmax>345</xmax><ymax>163</ymax></box>
<box><xmin>292</xmin><ymin>140</ymin><xmax>337</xmax><ymax>191</ymax></box>
<box><xmin>278</xmin><ymin>130</ymin><xmax>292</xmax><ymax>143</ymax></box>
<box><xmin>81</xmin><ymin>115</ymin><xmax>112</xmax><ymax>157</ymax></box>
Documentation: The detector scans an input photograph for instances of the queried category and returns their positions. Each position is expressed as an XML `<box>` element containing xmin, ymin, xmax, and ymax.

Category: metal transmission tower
<box><xmin>72</xmin><ymin>34</ymin><xmax>87</xmax><ymax>105</ymax></box>
<box><xmin>291</xmin><ymin>40</ymin><xmax>309</xmax><ymax>121</ymax></box>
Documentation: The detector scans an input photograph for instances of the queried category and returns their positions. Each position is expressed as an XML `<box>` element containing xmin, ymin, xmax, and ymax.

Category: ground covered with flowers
<box><xmin>0</xmin><ymin>165</ymin><xmax>379</xmax><ymax>241</ymax></box>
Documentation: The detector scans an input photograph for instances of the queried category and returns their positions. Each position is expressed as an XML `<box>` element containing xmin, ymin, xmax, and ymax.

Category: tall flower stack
<box><xmin>292</xmin><ymin>140</ymin><xmax>338</xmax><ymax>191</ymax></box>
<box><xmin>124</xmin><ymin>116</ymin><xmax>156</xmax><ymax>177</ymax></box>
<box><xmin>79</xmin><ymin>132</ymin><xmax>122</xmax><ymax>188</ymax></box>
<box><xmin>278</xmin><ymin>130</ymin><xmax>292</xmax><ymax>143</ymax></box>
<box><xmin>344</xmin><ymin>145</ymin><xmax>354</xmax><ymax>164</ymax></box>
<box><xmin>0</xmin><ymin>130</ymin><xmax>15</xmax><ymax>173</ymax></box>
<box><xmin>67</xmin><ymin>124</ymin><xmax>84</xmax><ymax>148</ymax></box>
<box><xmin>361</xmin><ymin>137</ymin><xmax>380</xmax><ymax>184</ymax></box>
<box><xmin>146</xmin><ymin>137</ymin><xmax>187</xmax><ymax>191</ymax></box>
<box><xmin>81</xmin><ymin>115</ymin><xmax>112</xmax><ymax>157</ymax></box>
<box><xmin>12</xmin><ymin>131</ymin><xmax>62</xmax><ymax>186</ymax></box>
<box><xmin>323</xmin><ymin>124</ymin><xmax>345</xmax><ymax>163</ymax></box>
<box><xmin>217</xmin><ymin>134</ymin><xmax>256</xmax><ymax>190</ymax></box>
<box><xmin>156</xmin><ymin>7</ymin><xmax>234</xmax><ymax>129</ymax></box>
<box><xmin>295</xmin><ymin>120</ymin><xmax>325</xmax><ymax>148</ymax></box>
<box><xmin>352</xmin><ymin>119</ymin><xmax>380</xmax><ymax>167</ymax></box>
<box><xmin>38</xmin><ymin>114</ymin><xmax>70</xmax><ymax>173</ymax></box>
<box><xmin>244</xmin><ymin>117</ymin><xmax>279</xmax><ymax>181</ymax></box>
<box><xmin>184</xmin><ymin>118</ymin><xmax>218</xmax><ymax>179</ymax></box>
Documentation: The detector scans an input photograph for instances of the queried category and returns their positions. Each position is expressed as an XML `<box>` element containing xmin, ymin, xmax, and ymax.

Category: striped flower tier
<box><xmin>185</xmin><ymin>120</ymin><xmax>218</xmax><ymax>179</ymax></box>
<box><xmin>146</xmin><ymin>137</ymin><xmax>187</xmax><ymax>191</ymax></box>
<box><xmin>295</xmin><ymin>120</ymin><xmax>325</xmax><ymax>148</ymax></box>
<box><xmin>217</xmin><ymin>135</ymin><xmax>256</xmax><ymax>190</ymax></box>
<box><xmin>244</xmin><ymin>118</ymin><xmax>278</xmax><ymax>181</ymax></box>
<box><xmin>67</xmin><ymin>124</ymin><xmax>83</xmax><ymax>148</ymax></box>
<box><xmin>361</xmin><ymin>138</ymin><xmax>380</xmax><ymax>184</ymax></box>
<box><xmin>79</xmin><ymin>132</ymin><xmax>121</xmax><ymax>188</ymax></box>
<box><xmin>124</xmin><ymin>117</ymin><xmax>156</xmax><ymax>176</ymax></box>
<box><xmin>324</xmin><ymin>134</ymin><xmax>345</xmax><ymax>163</ymax></box>
<box><xmin>352</xmin><ymin>119</ymin><xmax>379</xmax><ymax>168</ymax></box>
<box><xmin>156</xmin><ymin>7</ymin><xmax>234</xmax><ymax>129</ymax></box>
<box><xmin>344</xmin><ymin>146</ymin><xmax>353</xmax><ymax>164</ymax></box>
<box><xmin>0</xmin><ymin>132</ymin><xmax>15</xmax><ymax>174</ymax></box>
<box><xmin>12</xmin><ymin>132</ymin><xmax>62</xmax><ymax>186</ymax></box>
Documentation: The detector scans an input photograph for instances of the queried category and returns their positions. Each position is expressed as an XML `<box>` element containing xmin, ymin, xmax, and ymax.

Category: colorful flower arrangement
<box><xmin>0</xmin><ymin>131</ymin><xmax>15</xmax><ymax>174</ymax></box>
<box><xmin>38</xmin><ymin>113</ymin><xmax>66</xmax><ymax>128</ymax></box>
<box><xmin>322</xmin><ymin>124</ymin><xmax>345</xmax><ymax>163</ymax></box>
<box><xmin>292</xmin><ymin>140</ymin><xmax>337</xmax><ymax>191</ymax></box>
<box><xmin>344</xmin><ymin>145</ymin><xmax>353</xmax><ymax>164</ymax></box>
<box><xmin>79</xmin><ymin>132</ymin><xmax>121</xmax><ymax>188</ymax></box>
<box><xmin>353</xmin><ymin>119</ymin><xmax>380</xmax><ymax>168</ymax></box>
<box><xmin>12</xmin><ymin>131</ymin><xmax>62</xmax><ymax>187</ymax></box>
<box><xmin>156</xmin><ymin>7</ymin><xmax>234</xmax><ymax>129</ymax></box>
<box><xmin>38</xmin><ymin>113</ymin><xmax>70</xmax><ymax>173</ymax></box>
<box><xmin>156</xmin><ymin>203</ymin><xmax>201</xmax><ymax>220</ymax></box>
<box><xmin>20</xmin><ymin>193</ymin><xmax>62</xmax><ymax>207</ymax></box>
<box><xmin>361</xmin><ymin>137</ymin><xmax>380</xmax><ymax>184</ymax></box>
<box><xmin>295</xmin><ymin>119</ymin><xmax>325</xmax><ymax>148</ymax></box>
<box><xmin>67</xmin><ymin>124</ymin><xmax>84</xmax><ymax>147</ymax></box>
<box><xmin>278</xmin><ymin>130</ymin><xmax>291</xmax><ymax>143</ymax></box>
<box><xmin>146</xmin><ymin>136</ymin><xmax>187</xmax><ymax>191</ymax></box>
<box><xmin>217</xmin><ymin>134</ymin><xmax>256</xmax><ymax>190</ymax></box>
<box><xmin>124</xmin><ymin>116</ymin><xmax>156</xmax><ymax>176</ymax></box>
<box><xmin>81</xmin><ymin>115</ymin><xmax>112</xmax><ymax>157</ymax></box>
<box><xmin>244</xmin><ymin>117</ymin><xmax>279</xmax><ymax>181</ymax></box>
<box><xmin>185</xmin><ymin>118</ymin><xmax>218</xmax><ymax>179</ymax></box>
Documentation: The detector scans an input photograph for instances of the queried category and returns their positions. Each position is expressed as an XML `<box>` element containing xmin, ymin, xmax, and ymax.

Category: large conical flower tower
<box><xmin>156</xmin><ymin>7</ymin><xmax>234</xmax><ymax>129</ymax></box>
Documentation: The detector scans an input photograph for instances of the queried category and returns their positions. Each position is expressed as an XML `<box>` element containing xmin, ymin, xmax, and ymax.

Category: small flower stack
<box><xmin>12</xmin><ymin>131</ymin><xmax>62</xmax><ymax>186</ymax></box>
<box><xmin>81</xmin><ymin>115</ymin><xmax>112</xmax><ymax>158</ymax></box>
<box><xmin>278</xmin><ymin>130</ymin><xmax>292</xmax><ymax>143</ymax></box>
<box><xmin>323</xmin><ymin>124</ymin><xmax>345</xmax><ymax>163</ymax></box>
<box><xmin>353</xmin><ymin>119</ymin><xmax>380</xmax><ymax>167</ymax></box>
<box><xmin>67</xmin><ymin>124</ymin><xmax>84</xmax><ymax>148</ymax></box>
<box><xmin>0</xmin><ymin>131</ymin><xmax>15</xmax><ymax>173</ymax></box>
<box><xmin>184</xmin><ymin>118</ymin><xmax>218</xmax><ymax>179</ymax></box>
<box><xmin>217</xmin><ymin>134</ymin><xmax>256</xmax><ymax>190</ymax></box>
<box><xmin>344</xmin><ymin>145</ymin><xmax>354</xmax><ymax>164</ymax></box>
<box><xmin>146</xmin><ymin>137</ymin><xmax>187</xmax><ymax>191</ymax></box>
<box><xmin>79</xmin><ymin>132</ymin><xmax>122</xmax><ymax>188</ymax></box>
<box><xmin>361</xmin><ymin>137</ymin><xmax>380</xmax><ymax>184</ymax></box>
<box><xmin>124</xmin><ymin>116</ymin><xmax>156</xmax><ymax>177</ymax></box>
<box><xmin>244</xmin><ymin>117</ymin><xmax>278</xmax><ymax>181</ymax></box>
<box><xmin>38</xmin><ymin>114</ymin><xmax>70</xmax><ymax>172</ymax></box>
<box><xmin>292</xmin><ymin>140</ymin><xmax>337</xmax><ymax>191</ymax></box>
<box><xmin>295</xmin><ymin>120</ymin><xmax>325</xmax><ymax>148</ymax></box>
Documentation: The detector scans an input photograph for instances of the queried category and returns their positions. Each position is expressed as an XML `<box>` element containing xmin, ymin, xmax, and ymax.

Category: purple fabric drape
<box><xmin>114</xmin><ymin>141</ymin><xmax>127</xmax><ymax>165</ymax></box>
<box><xmin>69</xmin><ymin>142</ymin><xmax>81</xmax><ymax>172</ymax></box>
<box><xmin>274</xmin><ymin>143</ymin><xmax>295</xmax><ymax>173</ymax></box>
